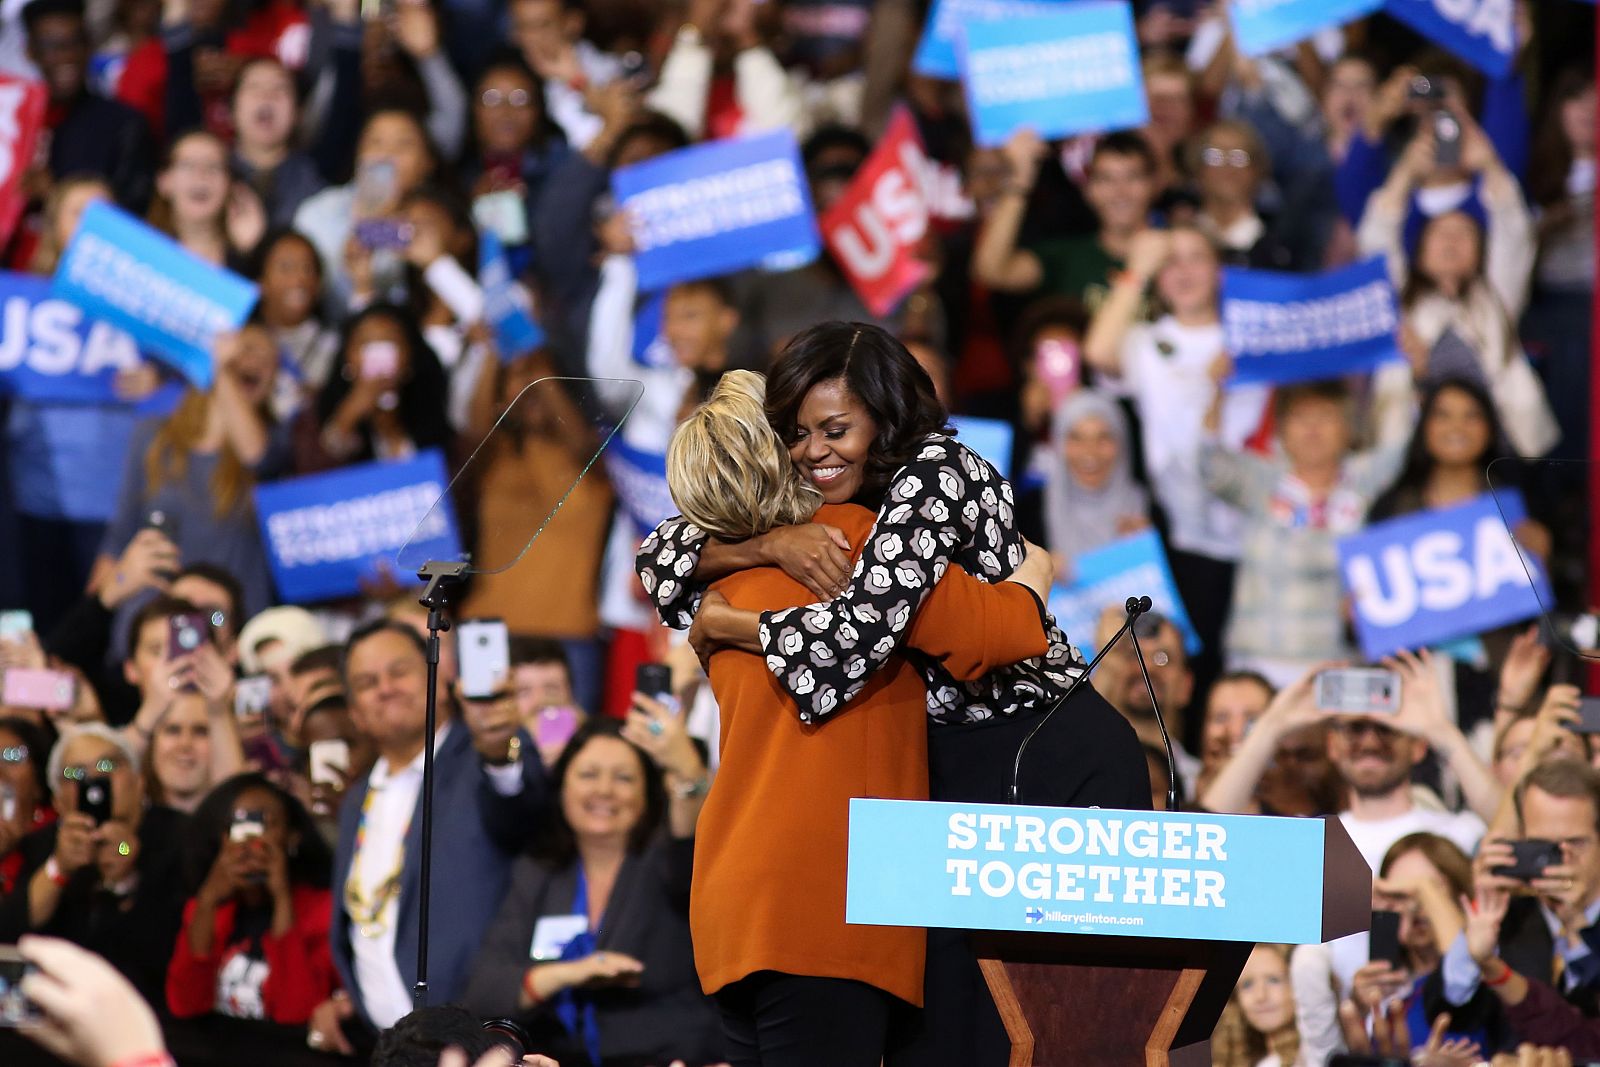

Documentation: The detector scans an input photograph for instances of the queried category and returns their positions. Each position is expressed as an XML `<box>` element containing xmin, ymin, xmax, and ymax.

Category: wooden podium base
<box><xmin>974</xmin><ymin>933</ymin><xmax>1254</xmax><ymax>1067</ymax></box>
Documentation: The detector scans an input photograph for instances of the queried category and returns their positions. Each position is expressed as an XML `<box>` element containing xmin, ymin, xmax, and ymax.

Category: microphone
<box><xmin>1011</xmin><ymin>595</ymin><xmax>1164</xmax><ymax>805</ymax></box>
<box><xmin>1127</xmin><ymin>601</ymin><xmax>1180</xmax><ymax>814</ymax></box>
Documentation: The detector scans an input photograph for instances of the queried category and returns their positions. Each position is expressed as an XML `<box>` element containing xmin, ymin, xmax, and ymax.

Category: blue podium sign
<box><xmin>847</xmin><ymin>800</ymin><xmax>1357</xmax><ymax>944</ymax></box>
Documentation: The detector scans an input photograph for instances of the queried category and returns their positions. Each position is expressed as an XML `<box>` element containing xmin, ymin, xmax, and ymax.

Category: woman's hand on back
<box><xmin>756</xmin><ymin>524</ymin><xmax>853</xmax><ymax>601</ymax></box>
<box><xmin>1004</xmin><ymin>540</ymin><xmax>1054</xmax><ymax>602</ymax></box>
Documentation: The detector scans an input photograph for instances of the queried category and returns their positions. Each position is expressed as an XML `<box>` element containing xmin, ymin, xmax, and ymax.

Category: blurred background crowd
<box><xmin>0</xmin><ymin>0</ymin><xmax>1595</xmax><ymax>1063</ymax></box>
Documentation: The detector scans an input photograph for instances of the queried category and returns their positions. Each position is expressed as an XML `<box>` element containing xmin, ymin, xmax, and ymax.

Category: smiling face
<box><xmin>1156</xmin><ymin>229</ymin><xmax>1220</xmax><ymax>319</ymax></box>
<box><xmin>1422</xmin><ymin>385</ymin><xmax>1493</xmax><ymax>469</ymax></box>
<box><xmin>259</xmin><ymin>235</ymin><xmax>321</xmax><ymax>327</ymax></box>
<box><xmin>233</xmin><ymin>59</ymin><xmax>296</xmax><ymax>153</ymax></box>
<box><xmin>345</xmin><ymin>629</ymin><xmax>429</xmax><ymax>762</ymax></box>
<box><xmin>560</xmin><ymin>735</ymin><xmax>646</xmax><ymax>846</ymax></box>
<box><xmin>1236</xmin><ymin>946</ymin><xmax>1294</xmax><ymax>1035</ymax></box>
<box><xmin>159</xmin><ymin>133</ymin><xmax>230</xmax><ymax>228</ymax></box>
<box><xmin>1085</xmin><ymin>149</ymin><xmax>1154</xmax><ymax>236</ymax></box>
<box><xmin>785</xmin><ymin>377</ymin><xmax>879</xmax><ymax>505</ymax></box>
<box><xmin>1328</xmin><ymin>718</ymin><xmax>1425</xmax><ymax>799</ymax></box>
<box><xmin>152</xmin><ymin>693</ymin><xmax>213</xmax><ymax>805</ymax></box>
<box><xmin>1063</xmin><ymin>414</ymin><xmax>1119</xmax><ymax>491</ymax></box>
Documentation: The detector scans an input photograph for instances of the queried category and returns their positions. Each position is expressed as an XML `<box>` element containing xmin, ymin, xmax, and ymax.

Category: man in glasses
<box><xmin>1189</xmin><ymin>118</ymin><xmax>1299</xmax><ymax>271</ymax></box>
<box><xmin>0</xmin><ymin>724</ymin><xmax>188</xmax><ymax>1009</ymax></box>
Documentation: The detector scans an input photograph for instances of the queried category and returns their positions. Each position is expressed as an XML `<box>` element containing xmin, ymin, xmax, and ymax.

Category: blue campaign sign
<box><xmin>958</xmin><ymin>3</ymin><xmax>1148</xmax><ymax>148</ymax></box>
<box><xmin>913</xmin><ymin>0</ymin><xmax>1070</xmax><ymax>79</ymax></box>
<box><xmin>605</xmin><ymin>436</ymin><xmax>675</xmax><ymax>539</ymax></box>
<box><xmin>613</xmin><ymin>130</ymin><xmax>820</xmax><ymax>293</ymax></box>
<box><xmin>630</xmin><ymin>291</ymin><xmax>674</xmax><ymax>370</ymax></box>
<box><xmin>847</xmin><ymin>800</ymin><xmax>1344</xmax><ymax>944</ymax></box>
<box><xmin>1047</xmin><ymin>529</ymin><xmax>1199</xmax><ymax>659</ymax></box>
<box><xmin>1222</xmin><ymin>257</ymin><xmax>1403</xmax><ymax>387</ymax></box>
<box><xmin>1338</xmin><ymin>491</ymin><xmax>1550</xmax><ymax>660</ymax></box>
<box><xmin>50</xmin><ymin>202</ymin><xmax>258</xmax><ymax>389</ymax></box>
<box><xmin>1382</xmin><ymin>0</ymin><xmax>1514</xmax><ymax>78</ymax></box>
<box><xmin>1229</xmin><ymin>0</ymin><xmax>1384</xmax><ymax>57</ymax></box>
<box><xmin>0</xmin><ymin>272</ymin><xmax>144</xmax><ymax>403</ymax></box>
<box><xmin>254</xmin><ymin>450</ymin><xmax>461</xmax><ymax>604</ymax></box>
<box><xmin>478</xmin><ymin>230</ymin><xmax>545</xmax><ymax>362</ymax></box>
<box><xmin>951</xmin><ymin>416</ymin><xmax>1014</xmax><ymax>480</ymax></box>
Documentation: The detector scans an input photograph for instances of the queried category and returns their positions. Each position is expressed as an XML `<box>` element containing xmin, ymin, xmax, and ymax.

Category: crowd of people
<box><xmin>0</xmin><ymin>0</ymin><xmax>1595</xmax><ymax>1064</ymax></box>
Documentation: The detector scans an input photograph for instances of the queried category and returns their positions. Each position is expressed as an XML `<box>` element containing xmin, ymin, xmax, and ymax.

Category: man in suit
<box><xmin>304</xmin><ymin>620</ymin><xmax>547</xmax><ymax>1055</ymax></box>
<box><xmin>1448</xmin><ymin>759</ymin><xmax>1600</xmax><ymax>1016</ymax></box>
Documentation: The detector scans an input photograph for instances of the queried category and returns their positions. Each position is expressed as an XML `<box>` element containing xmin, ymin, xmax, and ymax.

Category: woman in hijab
<box><xmin>1041</xmin><ymin>392</ymin><xmax>1151</xmax><ymax>578</ymax></box>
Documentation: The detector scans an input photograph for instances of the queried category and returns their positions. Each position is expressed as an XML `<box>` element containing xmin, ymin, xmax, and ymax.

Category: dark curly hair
<box><xmin>765</xmin><ymin>322</ymin><xmax>952</xmax><ymax>496</ymax></box>
<box><xmin>183</xmin><ymin>772</ymin><xmax>333</xmax><ymax>894</ymax></box>
<box><xmin>314</xmin><ymin>303</ymin><xmax>453</xmax><ymax>462</ymax></box>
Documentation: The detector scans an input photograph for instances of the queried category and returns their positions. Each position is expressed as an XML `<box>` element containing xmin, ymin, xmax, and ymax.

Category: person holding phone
<box><xmin>0</xmin><ymin>717</ymin><xmax>55</xmax><ymax>898</ymax></box>
<box><xmin>0</xmin><ymin>725</ymin><xmax>188</xmax><ymax>1009</ymax></box>
<box><xmin>296</xmin><ymin>304</ymin><xmax>453</xmax><ymax>472</ymax></box>
<box><xmin>1341</xmin><ymin>833</ymin><xmax>1510</xmax><ymax>1059</ymax></box>
<box><xmin>166</xmin><ymin>773</ymin><xmax>336</xmax><ymax>1025</ymax></box>
<box><xmin>1453</xmin><ymin>760</ymin><xmax>1600</xmax><ymax>1021</ymax></box>
<box><xmin>1357</xmin><ymin>99</ymin><xmax>1556</xmax><ymax>459</ymax></box>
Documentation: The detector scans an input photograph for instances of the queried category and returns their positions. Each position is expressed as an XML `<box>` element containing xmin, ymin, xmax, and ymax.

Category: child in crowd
<box><xmin>1201</xmin><ymin>374</ymin><xmax>1402</xmax><ymax>687</ymax></box>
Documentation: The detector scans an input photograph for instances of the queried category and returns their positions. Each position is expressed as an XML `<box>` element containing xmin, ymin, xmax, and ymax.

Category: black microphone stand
<box><xmin>1010</xmin><ymin>595</ymin><xmax>1178</xmax><ymax>811</ymax></box>
<box><xmin>1128</xmin><ymin>618</ymin><xmax>1180</xmax><ymax>814</ymax></box>
<box><xmin>412</xmin><ymin>559</ymin><xmax>469</xmax><ymax>1009</ymax></box>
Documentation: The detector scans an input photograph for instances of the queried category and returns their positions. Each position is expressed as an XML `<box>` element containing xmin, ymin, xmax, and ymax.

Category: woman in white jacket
<box><xmin>1358</xmin><ymin>109</ymin><xmax>1558</xmax><ymax>458</ymax></box>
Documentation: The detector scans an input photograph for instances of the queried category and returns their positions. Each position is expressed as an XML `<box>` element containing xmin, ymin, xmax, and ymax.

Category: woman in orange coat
<box><xmin>661</xmin><ymin>372</ymin><xmax>1055</xmax><ymax>1067</ymax></box>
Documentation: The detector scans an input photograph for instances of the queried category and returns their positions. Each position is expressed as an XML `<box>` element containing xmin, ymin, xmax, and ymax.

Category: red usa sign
<box><xmin>0</xmin><ymin>77</ymin><xmax>46</xmax><ymax>248</ymax></box>
<box><xmin>821</xmin><ymin>108</ymin><xmax>931</xmax><ymax>318</ymax></box>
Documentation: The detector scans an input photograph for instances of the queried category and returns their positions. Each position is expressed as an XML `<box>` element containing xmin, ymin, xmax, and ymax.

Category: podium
<box><xmin>846</xmin><ymin>801</ymin><xmax>1369</xmax><ymax>1067</ymax></box>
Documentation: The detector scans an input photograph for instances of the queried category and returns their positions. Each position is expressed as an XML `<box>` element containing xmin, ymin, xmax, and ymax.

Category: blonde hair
<box><xmin>1214</xmin><ymin>944</ymin><xmax>1300</xmax><ymax>1067</ymax></box>
<box><xmin>666</xmin><ymin>370</ymin><xmax>821</xmax><ymax>541</ymax></box>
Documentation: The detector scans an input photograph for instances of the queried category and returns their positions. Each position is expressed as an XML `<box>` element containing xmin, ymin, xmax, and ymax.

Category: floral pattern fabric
<box><xmin>636</xmin><ymin>436</ymin><xmax>1085</xmax><ymax>725</ymax></box>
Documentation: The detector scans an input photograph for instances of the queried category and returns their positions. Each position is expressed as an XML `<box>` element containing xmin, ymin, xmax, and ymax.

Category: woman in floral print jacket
<box><xmin>635</xmin><ymin>322</ymin><xmax>1147</xmax><ymax>812</ymax></box>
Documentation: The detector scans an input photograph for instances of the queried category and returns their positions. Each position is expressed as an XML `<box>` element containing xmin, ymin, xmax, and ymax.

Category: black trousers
<box><xmin>888</xmin><ymin>687</ymin><xmax>1151</xmax><ymax>1067</ymax></box>
<box><xmin>716</xmin><ymin>971</ymin><xmax>894</xmax><ymax>1067</ymax></box>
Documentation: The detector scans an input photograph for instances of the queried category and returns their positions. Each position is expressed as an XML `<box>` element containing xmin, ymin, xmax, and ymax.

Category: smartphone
<box><xmin>79</xmin><ymin>775</ymin><xmax>112</xmax><ymax>826</ymax></box>
<box><xmin>618</xmin><ymin>49</ymin><xmax>649</xmax><ymax>87</ymax></box>
<box><xmin>358</xmin><ymin>340</ymin><xmax>400</xmax><ymax>380</ymax></box>
<box><xmin>533</xmin><ymin>706</ymin><xmax>581</xmax><ymax>751</ymax></box>
<box><xmin>1492</xmin><ymin>838</ymin><xmax>1563</xmax><ymax>881</ymax></box>
<box><xmin>458</xmin><ymin>619</ymin><xmax>511</xmax><ymax>699</ymax></box>
<box><xmin>2</xmin><ymin>668</ymin><xmax>75</xmax><ymax>711</ymax></box>
<box><xmin>354</xmin><ymin>160</ymin><xmax>397</xmax><ymax>215</ymax></box>
<box><xmin>1315</xmin><ymin>668</ymin><xmax>1401</xmax><ymax>715</ymax></box>
<box><xmin>0</xmin><ymin>611</ymin><xmax>32</xmax><ymax>643</ymax></box>
<box><xmin>0</xmin><ymin>945</ymin><xmax>40</xmax><ymax>1028</ymax></box>
<box><xmin>635</xmin><ymin>663</ymin><xmax>673</xmax><ymax>702</ymax></box>
<box><xmin>353</xmin><ymin>218</ymin><xmax>414</xmax><ymax>251</ymax></box>
<box><xmin>1</xmin><ymin>785</ymin><xmax>16</xmax><ymax>823</ymax></box>
<box><xmin>1572</xmin><ymin>698</ymin><xmax>1600</xmax><ymax>735</ymax></box>
<box><xmin>234</xmin><ymin>675</ymin><xmax>273</xmax><ymax>720</ymax></box>
<box><xmin>1369</xmin><ymin>909</ymin><xmax>1404</xmax><ymax>967</ymax></box>
<box><xmin>229</xmin><ymin>807</ymin><xmax>266</xmax><ymax>843</ymax></box>
<box><xmin>309</xmin><ymin>739</ymin><xmax>350</xmax><ymax>787</ymax></box>
<box><xmin>168</xmin><ymin>612</ymin><xmax>210</xmax><ymax>660</ymax></box>
<box><xmin>1408</xmin><ymin>74</ymin><xmax>1445</xmax><ymax>102</ymax></box>
<box><xmin>1432</xmin><ymin>109</ymin><xmax>1463</xmax><ymax>168</ymax></box>
<box><xmin>1034</xmin><ymin>338</ymin><xmax>1081</xmax><ymax>407</ymax></box>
